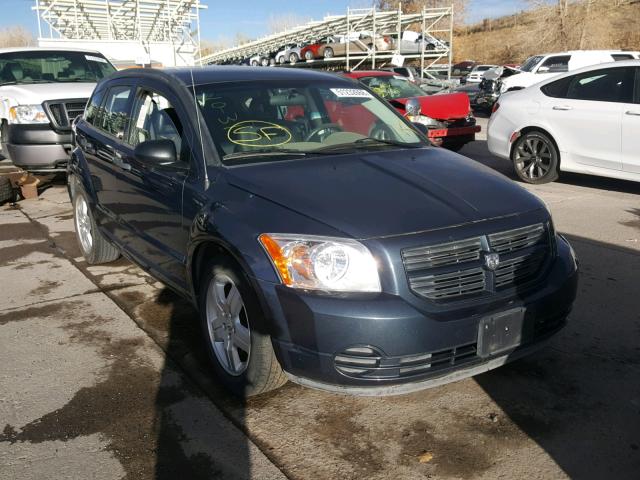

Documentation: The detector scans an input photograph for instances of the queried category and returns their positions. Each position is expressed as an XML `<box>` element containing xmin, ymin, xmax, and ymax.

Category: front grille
<box><xmin>488</xmin><ymin>224</ymin><xmax>545</xmax><ymax>254</ymax></box>
<box><xmin>402</xmin><ymin>223</ymin><xmax>551</xmax><ymax>302</ymax></box>
<box><xmin>409</xmin><ymin>267</ymin><xmax>485</xmax><ymax>300</ymax></box>
<box><xmin>43</xmin><ymin>98</ymin><xmax>88</xmax><ymax>130</ymax></box>
<box><xmin>334</xmin><ymin>344</ymin><xmax>478</xmax><ymax>380</ymax></box>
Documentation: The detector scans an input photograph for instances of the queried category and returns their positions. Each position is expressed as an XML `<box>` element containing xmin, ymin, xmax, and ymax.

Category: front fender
<box><xmin>67</xmin><ymin>146</ymin><xmax>99</xmax><ymax>206</ymax></box>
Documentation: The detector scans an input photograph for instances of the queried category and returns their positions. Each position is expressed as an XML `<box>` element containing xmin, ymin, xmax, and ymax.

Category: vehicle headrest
<box><xmin>269</xmin><ymin>93</ymin><xmax>307</xmax><ymax>106</ymax></box>
<box><xmin>3</xmin><ymin>62</ymin><xmax>23</xmax><ymax>81</ymax></box>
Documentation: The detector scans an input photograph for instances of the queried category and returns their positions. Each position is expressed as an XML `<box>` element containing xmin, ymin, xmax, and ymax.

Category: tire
<box><xmin>251</xmin><ymin>60</ymin><xmax>258</xmax><ymax>66</ymax></box>
<box><xmin>289</xmin><ymin>53</ymin><xmax>299</xmax><ymax>64</ymax></box>
<box><xmin>324</xmin><ymin>47</ymin><xmax>334</xmax><ymax>59</ymax></box>
<box><xmin>199</xmin><ymin>256</ymin><xmax>287</xmax><ymax>397</ymax></box>
<box><xmin>0</xmin><ymin>176</ymin><xmax>13</xmax><ymax>205</ymax></box>
<box><xmin>304</xmin><ymin>50</ymin><xmax>314</xmax><ymax>61</ymax></box>
<box><xmin>261</xmin><ymin>58</ymin><xmax>269</xmax><ymax>67</ymax></box>
<box><xmin>0</xmin><ymin>120</ymin><xmax>8</xmax><ymax>160</ymax></box>
<box><xmin>71</xmin><ymin>180</ymin><xmax>120</xmax><ymax>264</ymax></box>
<box><xmin>511</xmin><ymin>130</ymin><xmax>559</xmax><ymax>184</ymax></box>
<box><xmin>269</xmin><ymin>58</ymin><xmax>276</xmax><ymax>66</ymax></box>
<box><xmin>277</xmin><ymin>56</ymin><xmax>285</xmax><ymax>64</ymax></box>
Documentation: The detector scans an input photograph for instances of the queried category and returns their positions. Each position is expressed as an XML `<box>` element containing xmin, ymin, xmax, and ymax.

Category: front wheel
<box><xmin>72</xmin><ymin>182</ymin><xmax>120</xmax><ymax>264</ymax></box>
<box><xmin>511</xmin><ymin>131</ymin><xmax>559</xmax><ymax>184</ymax></box>
<box><xmin>289</xmin><ymin>53</ymin><xmax>299</xmax><ymax>64</ymax></box>
<box><xmin>199</xmin><ymin>257</ymin><xmax>287</xmax><ymax>397</ymax></box>
<box><xmin>304</xmin><ymin>50</ymin><xmax>314</xmax><ymax>60</ymax></box>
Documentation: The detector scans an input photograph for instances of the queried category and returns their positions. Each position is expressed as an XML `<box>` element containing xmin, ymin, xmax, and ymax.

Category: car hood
<box><xmin>501</xmin><ymin>72</ymin><xmax>538</xmax><ymax>89</ymax></box>
<box><xmin>223</xmin><ymin>148</ymin><xmax>544</xmax><ymax>240</ymax></box>
<box><xmin>0</xmin><ymin>82</ymin><xmax>97</xmax><ymax>104</ymax></box>
<box><xmin>392</xmin><ymin>92</ymin><xmax>470</xmax><ymax>120</ymax></box>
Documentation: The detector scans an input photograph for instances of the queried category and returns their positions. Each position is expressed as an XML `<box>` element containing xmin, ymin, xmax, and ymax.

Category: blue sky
<box><xmin>1</xmin><ymin>0</ymin><xmax>528</xmax><ymax>41</ymax></box>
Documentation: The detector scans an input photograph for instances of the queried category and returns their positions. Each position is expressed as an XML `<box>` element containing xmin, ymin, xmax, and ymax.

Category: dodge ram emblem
<box><xmin>484</xmin><ymin>253</ymin><xmax>500</xmax><ymax>271</ymax></box>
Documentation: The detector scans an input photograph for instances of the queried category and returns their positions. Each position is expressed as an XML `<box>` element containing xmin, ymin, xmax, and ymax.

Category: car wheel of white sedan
<box><xmin>511</xmin><ymin>131</ymin><xmax>559</xmax><ymax>184</ymax></box>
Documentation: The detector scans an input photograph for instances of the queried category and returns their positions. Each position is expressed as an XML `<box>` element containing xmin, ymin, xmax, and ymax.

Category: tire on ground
<box><xmin>510</xmin><ymin>130</ymin><xmax>560</xmax><ymax>185</ymax></box>
<box><xmin>0</xmin><ymin>176</ymin><xmax>13</xmax><ymax>205</ymax></box>
<box><xmin>70</xmin><ymin>177</ymin><xmax>120</xmax><ymax>264</ymax></box>
<box><xmin>199</xmin><ymin>256</ymin><xmax>287</xmax><ymax>397</ymax></box>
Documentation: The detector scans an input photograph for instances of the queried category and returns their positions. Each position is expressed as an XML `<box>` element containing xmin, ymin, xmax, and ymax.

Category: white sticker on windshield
<box><xmin>330</xmin><ymin>88</ymin><xmax>373</xmax><ymax>98</ymax></box>
<box><xmin>85</xmin><ymin>54</ymin><xmax>108</xmax><ymax>63</ymax></box>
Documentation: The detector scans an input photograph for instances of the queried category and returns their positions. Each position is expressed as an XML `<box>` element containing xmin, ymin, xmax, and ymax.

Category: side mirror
<box><xmin>134</xmin><ymin>139</ymin><xmax>177</xmax><ymax>166</ymax></box>
<box><xmin>405</xmin><ymin>97</ymin><xmax>422</xmax><ymax>117</ymax></box>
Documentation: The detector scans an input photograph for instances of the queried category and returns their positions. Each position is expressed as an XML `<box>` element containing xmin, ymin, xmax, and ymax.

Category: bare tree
<box><xmin>375</xmin><ymin>0</ymin><xmax>468</xmax><ymax>25</ymax></box>
<box><xmin>0</xmin><ymin>26</ymin><xmax>34</xmax><ymax>48</ymax></box>
<box><xmin>267</xmin><ymin>13</ymin><xmax>311</xmax><ymax>34</ymax></box>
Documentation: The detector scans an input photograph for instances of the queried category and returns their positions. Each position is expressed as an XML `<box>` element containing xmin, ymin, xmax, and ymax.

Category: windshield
<box><xmin>520</xmin><ymin>55</ymin><xmax>544</xmax><ymax>73</ymax></box>
<box><xmin>358</xmin><ymin>75</ymin><xmax>425</xmax><ymax>100</ymax></box>
<box><xmin>0</xmin><ymin>50</ymin><xmax>116</xmax><ymax>86</ymax></box>
<box><xmin>194</xmin><ymin>80</ymin><xmax>426</xmax><ymax>165</ymax></box>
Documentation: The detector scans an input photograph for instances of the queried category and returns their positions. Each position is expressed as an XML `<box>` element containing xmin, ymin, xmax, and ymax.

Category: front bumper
<box><xmin>264</xmin><ymin>235</ymin><xmax>578</xmax><ymax>395</ymax></box>
<box><xmin>3</xmin><ymin>124</ymin><xmax>72</xmax><ymax>172</ymax></box>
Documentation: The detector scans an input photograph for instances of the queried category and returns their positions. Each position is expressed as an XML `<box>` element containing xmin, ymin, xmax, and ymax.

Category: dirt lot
<box><xmin>1</xmin><ymin>119</ymin><xmax>639</xmax><ymax>479</ymax></box>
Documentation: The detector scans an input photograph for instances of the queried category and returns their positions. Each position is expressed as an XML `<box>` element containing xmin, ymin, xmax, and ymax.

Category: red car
<box><xmin>300</xmin><ymin>39</ymin><xmax>327</xmax><ymax>60</ymax></box>
<box><xmin>344</xmin><ymin>70</ymin><xmax>480</xmax><ymax>151</ymax></box>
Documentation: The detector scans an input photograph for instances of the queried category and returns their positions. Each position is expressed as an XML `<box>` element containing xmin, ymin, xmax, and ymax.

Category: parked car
<box><xmin>70</xmin><ymin>66</ymin><xmax>578</xmax><ymax>397</ymax></box>
<box><xmin>345</xmin><ymin>70</ymin><xmax>480</xmax><ymax>151</ymax></box>
<box><xmin>382</xmin><ymin>66</ymin><xmax>455</xmax><ymax>94</ymax></box>
<box><xmin>249</xmin><ymin>54</ymin><xmax>271</xmax><ymax>67</ymax></box>
<box><xmin>500</xmin><ymin>50</ymin><xmax>638</xmax><ymax>92</ymax></box>
<box><xmin>472</xmin><ymin>66</ymin><xmax>521</xmax><ymax>112</ymax></box>
<box><xmin>465</xmin><ymin>65</ymin><xmax>498</xmax><ymax>83</ymax></box>
<box><xmin>301</xmin><ymin>34</ymin><xmax>389</xmax><ymax>60</ymax></box>
<box><xmin>275</xmin><ymin>45</ymin><xmax>302</xmax><ymax>65</ymax></box>
<box><xmin>0</xmin><ymin>47</ymin><xmax>116</xmax><ymax>172</ymax></box>
<box><xmin>452</xmin><ymin>61</ymin><xmax>477</xmax><ymax>78</ymax></box>
<box><xmin>488</xmin><ymin>60</ymin><xmax>640</xmax><ymax>184</ymax></box>
<box><xmin>390</xmin><ymin>31</ymin><xmax>439</xmax><ymax>53</ymax></box>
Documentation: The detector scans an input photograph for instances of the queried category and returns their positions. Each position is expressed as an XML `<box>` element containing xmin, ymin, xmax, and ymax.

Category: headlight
<box><xmin>8</xmin><ymin>105</ymin><xmax>49</xmax><ymax>124</ymax></box>
<box><xmin>258</xmin><ymin>234</ymin><xmax>381</xmax><ymax>293</ymax></box>
<box><xmin>410</xmin><ymin>115</ymin><xmax>444</xmax><ymax>129</ymax></box>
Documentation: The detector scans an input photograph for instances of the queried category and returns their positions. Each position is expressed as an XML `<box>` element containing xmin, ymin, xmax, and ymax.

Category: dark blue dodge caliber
<box><xmin>69</xmin><ymin>67</ymin><xmax>578</xmax><ymax>397</ymax></box>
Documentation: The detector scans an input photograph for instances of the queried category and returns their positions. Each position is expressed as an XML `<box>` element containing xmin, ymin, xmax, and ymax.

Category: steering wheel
<box><xmin>305</xmin><ymin>123</ymin><xmax>343</xmax><ymax>142</ymax></box>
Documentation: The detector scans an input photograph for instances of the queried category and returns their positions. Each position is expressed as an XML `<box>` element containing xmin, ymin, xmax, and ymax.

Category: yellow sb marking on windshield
<box><xmin>227</xmin><ymin>121</ymin><xmax>292</xmax><ymax>147</ymax></box>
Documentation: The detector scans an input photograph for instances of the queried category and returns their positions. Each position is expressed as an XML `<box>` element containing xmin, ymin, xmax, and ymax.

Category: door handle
<box><xmin>553</xmin><ymin>105</ymin><xmax>573</xmax><ymax>111</ymax></box>
<box><xmin>625</xmin><ymin>110</ymin><xmax>640</xmax><ymax>116</ymax></box>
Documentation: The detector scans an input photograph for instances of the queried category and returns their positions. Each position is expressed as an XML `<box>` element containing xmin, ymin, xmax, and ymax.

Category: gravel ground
<box><xmin>1</xmin><ymin>122</ymin><xmax>639</xmax><ymax>479</ymax></box>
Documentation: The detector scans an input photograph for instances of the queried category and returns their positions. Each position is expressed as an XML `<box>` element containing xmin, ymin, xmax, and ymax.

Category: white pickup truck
<box><xmin>0</xmin><ymin>47</ymin><xmax>116</xmax><ymax>172</ymax></box>
<box><xmin>500</xmin><ymin>50</ymin><xmax>640</xmax><ymax>92</ymax></box>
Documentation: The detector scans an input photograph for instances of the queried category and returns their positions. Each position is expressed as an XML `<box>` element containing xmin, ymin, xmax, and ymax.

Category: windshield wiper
<box><xmin>223</xmin><ymin>149</ymin><xmax>308</xmax><ymax>161</ymax></box>
<box><xmin>316</xmin><ymin>137</ymin><xmax>423</xmax><ymax>153</ymax></box>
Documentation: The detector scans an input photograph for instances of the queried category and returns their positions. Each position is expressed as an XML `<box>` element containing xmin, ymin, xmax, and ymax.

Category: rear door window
<box><xmin>566</xmin><ymin>67</ymin><xmax>634</xmax><ymax>103</ymax></box>
<box><xmin>99</xmin><ymin>86</ymin><xmax>133</xmax><ymax>139</ymax></box>
<box><xmin>612</xmin><ymin>54</ymin><xmax>634</xmax><ymax>61</ymax></box>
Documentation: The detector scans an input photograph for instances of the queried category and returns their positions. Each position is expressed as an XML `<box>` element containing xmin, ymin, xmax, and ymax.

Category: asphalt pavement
<box><xmin>1</xmin><ymin>121</ymin><xmax>639</xmax><ymax>479</ymax></box>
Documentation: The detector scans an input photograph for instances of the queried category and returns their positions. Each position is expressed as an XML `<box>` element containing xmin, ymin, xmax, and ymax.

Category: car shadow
<box><xmin>475</xmin><ymin>233</ymin><xmax>640</xmax><ymax>478</ymax></box>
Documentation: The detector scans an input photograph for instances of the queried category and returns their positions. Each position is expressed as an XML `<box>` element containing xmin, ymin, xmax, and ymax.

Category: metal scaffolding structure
<box><xmin>32</xmin><ymin>0</ymin><xmax>206</xmax><ymax>48</ymax></box>
<box><xmin>200</xmin><ymin>6</ymin><xmax>453</xmax><ymax>77</ymax></box>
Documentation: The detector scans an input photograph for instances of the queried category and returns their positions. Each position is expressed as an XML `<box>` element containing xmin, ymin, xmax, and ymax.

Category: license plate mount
<box><xmin>477</xmin><ymin>308</ymin><xmax>526</xmax><ymax>358</ymax></box>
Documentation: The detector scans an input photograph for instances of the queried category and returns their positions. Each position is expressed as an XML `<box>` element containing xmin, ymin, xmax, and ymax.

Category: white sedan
<box><xmin>487</xmin><ymin>60</ymin><xmax>640</xmax><ymax>184</ymax></box>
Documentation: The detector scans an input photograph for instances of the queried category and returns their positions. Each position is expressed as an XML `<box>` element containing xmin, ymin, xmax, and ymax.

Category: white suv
<box><xmin>500</xmin><ymin>50</ymin><xmax>638</xmax><ymax>92</ymax></box>
<box><xmin>0</xmin><ymin>47</ymin><xmax>116</xmax><ymax>172</ymax></box>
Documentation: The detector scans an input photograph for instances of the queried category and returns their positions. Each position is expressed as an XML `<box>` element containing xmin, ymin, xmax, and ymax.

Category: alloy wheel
<box><xmin>75</xmin><ymin>195</ymin><xmax>93</xmax><ymax>254</ymax></box>
<box><xmin>514</xmin><ymin>135</ymin><xmax>554</xmax><ymax>181</ymax></box>
<box><xmin>205</xmin><ymin>273</ymin><xmax>251</xmax><ymax>376</ymax></box>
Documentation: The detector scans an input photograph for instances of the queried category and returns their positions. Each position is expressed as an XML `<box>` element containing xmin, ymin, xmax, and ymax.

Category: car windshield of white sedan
<box><xmin>358</xmin><ymin>75</ymin><xmax>425</xmax><ymax>100</ymax></box>
<box><xmin>195</xmin><ymin>81</ymin><xmax>425</xmax><ymax>164</ymax></box>
<box><xmin>0</xmin><ymin>51</ymin><xmax>115</xmax><ymax>86</ymax></box>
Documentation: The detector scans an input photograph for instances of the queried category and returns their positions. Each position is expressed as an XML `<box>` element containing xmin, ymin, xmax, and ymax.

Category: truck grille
<box><xmin>402</xmin><ymin>223</ymin><xmax>551</xmax><ymax>302</ymax></box>
<box><xmin>43</xmin><ymin>99</ymin><xmax>88</xmax><ymax>130</ymax></box>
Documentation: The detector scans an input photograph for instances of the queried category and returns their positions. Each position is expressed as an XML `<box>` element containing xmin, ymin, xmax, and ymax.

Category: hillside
<box><xmin>453</xmin><ymin>0</ymin><xmax>640</xmax><ymax>64</ymax></box>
